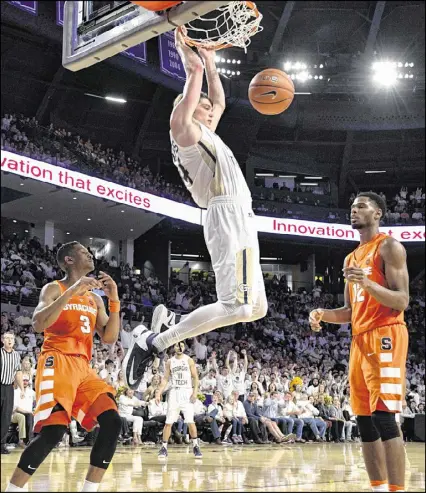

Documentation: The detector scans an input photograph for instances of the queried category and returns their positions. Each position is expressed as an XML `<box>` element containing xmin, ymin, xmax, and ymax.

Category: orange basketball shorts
<box><xmin>349</xmin><ymin>324</ymin><xmax>408</xmax><ymax>416</ymax></box>
<box><xmin>33</xmin><ymin>351</ymin><xmax>117</xmax><ymax>433</ymax></box>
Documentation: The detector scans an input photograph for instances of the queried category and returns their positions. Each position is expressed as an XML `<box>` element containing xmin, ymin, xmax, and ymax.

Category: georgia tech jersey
<box><xmin>170</xmin><ymin>122</ymin><xmax>251</xmax><ymax>208</ymax></box>
<box><xmin>169</xmin><ymin>354</ymin><xmax>193</xmax><ymax>390</ymax></box>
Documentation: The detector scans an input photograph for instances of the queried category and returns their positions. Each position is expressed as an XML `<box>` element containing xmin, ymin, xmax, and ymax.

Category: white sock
<box><xmin>371</xmin><ymin>484</ymin><xmax>389</xmax><ymax>492</ymax></box>
<box><xmin>5</xmin><ymin>484</ymin><xmax>25</xmax><ymax>492</ymax></box>
<box><xmin>192</xmin><ymin>438</ymin><xmax>198</xmax><ymax>447</ymax></box>
<box><xmin>81</xmin><ymin>480</ymin><xmax>100</xmax><ymax>492</ymax></box>
<box><xmin>153</xmin><ymin>302</ymin><xmax>242</xmax><ymax>352</ymax></box>
<box><xmin>162</xmin><ymin>441</ymin><xmax>168</xmax><ymax>449</ymax></box>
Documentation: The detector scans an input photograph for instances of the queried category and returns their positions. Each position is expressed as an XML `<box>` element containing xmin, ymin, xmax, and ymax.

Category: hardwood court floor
<box><xmin>1</xmin><ymin>442</ymin><xmax>425</xmax><ymax>492</ymax></box>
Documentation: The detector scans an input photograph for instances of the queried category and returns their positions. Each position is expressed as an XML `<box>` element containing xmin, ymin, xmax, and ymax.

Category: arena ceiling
<box><xmin>1</xmin><ymin>1</ymin><xmax>425</xmax><ymax>206</ymax></box>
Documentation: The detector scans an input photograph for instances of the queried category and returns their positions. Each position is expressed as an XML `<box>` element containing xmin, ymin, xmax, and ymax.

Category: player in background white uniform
<box><xmin>123</xmin><ymin>26</ymin><xmax>267</xmax><ymax>390</ymax></box>
<box><xmin>156</xmin><ymin>341</ymin><xmax>202</xmax><ymax>458</ymax></box>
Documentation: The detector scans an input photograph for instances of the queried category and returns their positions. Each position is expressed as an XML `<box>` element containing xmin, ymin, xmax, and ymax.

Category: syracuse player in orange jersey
<box><xmin>309</xmin><ymin>192</ymin><xmax>409</xmax><ymax>493</ymax></box>
<box><xmin>5</xmin><ymin>242</ymin><xmax>122</xmax><ymax>493</ymax></box>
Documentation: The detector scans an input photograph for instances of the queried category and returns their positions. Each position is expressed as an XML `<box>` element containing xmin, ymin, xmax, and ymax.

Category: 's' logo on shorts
<box><xmin>381</xmin><ymin>337</ymin><xmax>392</xmax><ymax>351</ymax></box>
<box><xmin>45</xmin><ymin>356</ymin><xmax>55</xmax><ymax>368</ymax></box>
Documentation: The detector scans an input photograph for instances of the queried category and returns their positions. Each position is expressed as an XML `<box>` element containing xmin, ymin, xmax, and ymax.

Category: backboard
<box><xmin>62</xmin><ymin>1</ymin><xmax>231</xmax><ymax>72</ymax></box>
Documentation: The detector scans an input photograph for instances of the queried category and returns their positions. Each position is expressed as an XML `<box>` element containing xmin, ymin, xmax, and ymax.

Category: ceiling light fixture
<box><xmin>105</xmin><ymin>96</ymin><xmax>127</xmax><ymax>103</ymax></box>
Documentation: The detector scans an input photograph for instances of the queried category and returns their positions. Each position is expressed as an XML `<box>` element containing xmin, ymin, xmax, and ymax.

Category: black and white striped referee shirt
<box><xmin>1</xmin><ymin>347</ymin><xmax>21</xmax><ymax>385</ymax></box>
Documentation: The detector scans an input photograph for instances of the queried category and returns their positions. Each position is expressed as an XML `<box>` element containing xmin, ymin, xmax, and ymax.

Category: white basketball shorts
<box><xmin>166</xmin><ymin>388</ymin><xmax>195</xmax><ymax>424</ymax></box>
<box><xmin>204</xmin><ymin>196</ymin><xmax>265</xmax><ymax>306</ymax></box>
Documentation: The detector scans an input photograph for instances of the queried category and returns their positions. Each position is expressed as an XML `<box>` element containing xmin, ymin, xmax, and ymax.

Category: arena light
<box><xmin>284</xmin><ymin>61</ymin><xmax>292</xmax><ymax>71</ymax></box>
<box><xmin>372</xmin><ymin>64</ymin><xmax>398</xmax><ymax>87</ymax></box>
<box><xmin>365</xmin><ymin>170</ymin><xmax>387</xmax><ymax>174</ymax></box>
<box><xmin>300</xmin><ymin>182</ymin><xmax>318</xmax><ymax>186</ymax></box>
<box><xmin>297</xmin><ymin>71</ymin><xmax>309</xmax><ymax>82</ymax></box>
<box><xmin>256</xmin><ymin>173</ymin><xmax>274</xmax><ymax>177</ymax></box>
<box><xmin>279</xmin><ymin>175</ymin><xmax>297</xmax><ymax>178</ymax></box>
<box><xmin>305</xmin><ymin>176</ymin><xmax>323</xmax><ymax>179</ymax></box>
<box><xmin>105</xmin><ymin>96</ymin><xmax>127</xmax><ymax>104</ymax></box>
<box><xmin>261</xmin><ymin>257</ymin><xmax>278</xmax><ymax>260</ymax></box>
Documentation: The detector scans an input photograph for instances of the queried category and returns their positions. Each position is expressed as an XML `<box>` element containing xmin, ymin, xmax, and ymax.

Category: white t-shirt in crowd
<box><xmin>13</xmin><ymin>388</ymin><xmax>35</xmax><ymax>413</ymax></box>
<box><xmin>194</xmin><ymin>339</ymin><xmax>208</xmax><ymax>360</ymax></box>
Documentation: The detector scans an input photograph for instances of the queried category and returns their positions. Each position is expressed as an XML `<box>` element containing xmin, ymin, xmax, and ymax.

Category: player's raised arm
<box><xmin>170</xmin><ymin>27</ymin><xmax>204</xmax><ymax>143</ymax></box>
<box><xmin>32</xmin><ymin>277</ymin><xmax>100</xmax><ymax>333</ymax></box>
<box><xmin>309</xmin><ymin>258</ymin><xmax>352</xmax><ymax>331</ymax></box>
<box><xmin>189</xmin><ymin>358</ymin><xmax>199</xmax><ymax>403</ymax></box>
<box><xmin>344</xmin><ymin>237</ymin><xmax>409</xmax><ymax>312</ymax></box>
<box><xmin>198</xmin><ymin>47</ymin><xmax>225</xmax><ymax>131</ymax></box>
<box><xmin>93</xmin><ymin>271</ymin><xmax>121</xmax><ymax>344</ymax></box>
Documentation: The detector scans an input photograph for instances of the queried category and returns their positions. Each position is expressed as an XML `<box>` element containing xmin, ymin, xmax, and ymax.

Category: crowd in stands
<box><xmin>1</xmin><ymin>113</ymin><xmax>192</xmax><ymax>206</ymax></box>
<box><xmin>3</xmin><ymin>113</ymin><xmax>423</xmax><ymax>225</ymax></box>
<box><xmin>1</xmin><ymin>234</ymin><xmax>424</xmax><ymax>448</ymax></box>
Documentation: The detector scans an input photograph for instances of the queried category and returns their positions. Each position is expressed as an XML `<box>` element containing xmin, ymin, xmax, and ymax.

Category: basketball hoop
<box><xmin>180</xmin><ymin>1</ymin><xmax>263</xmax><ymax>52</ymax></box>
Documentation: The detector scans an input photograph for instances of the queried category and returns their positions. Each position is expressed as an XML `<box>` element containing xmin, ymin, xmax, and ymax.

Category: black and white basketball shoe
<box><xmin>158</xmin><ymin>445</ymin><xmax>168</xmax><ymax>459</ymax></box>
<box><xmin>193</xmin><ymin>445</ymin><xmax>203</xmax><ymax>458</ymax></box>
<box><xmin>151</xmin><ymin>304</ymin><xmax>176</xmax><ymax>334</ymax></box>
<box><xmin>122</xmin><ymin>324</ymin><xmax>159</xmax><ymax>389</ymax></box>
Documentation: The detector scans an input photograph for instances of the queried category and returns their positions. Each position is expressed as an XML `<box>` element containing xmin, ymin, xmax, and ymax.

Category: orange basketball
<box><xmin>248</xmin><ymin>68</ymin><xmax>295</xmax><ymax>115</ymax></box>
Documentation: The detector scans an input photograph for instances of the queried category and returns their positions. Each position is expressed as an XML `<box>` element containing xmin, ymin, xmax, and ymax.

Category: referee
<box><xmin>1</xmin><ymin>331</ymin><xmax>24</xmax><ymax>454</ymax></box>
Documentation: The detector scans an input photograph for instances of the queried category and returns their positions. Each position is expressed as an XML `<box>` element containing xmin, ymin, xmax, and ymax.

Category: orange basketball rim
<box><xmin>130</xmin><ymin>1</ymin><xmax>182</xmax><ymax>11</ymax></box>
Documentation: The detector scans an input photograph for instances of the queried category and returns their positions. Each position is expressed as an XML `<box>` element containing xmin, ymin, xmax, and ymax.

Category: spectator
<box><xmin>10</xmin><ymin>375</ymin><xmax>35</xmax><ymax>447</ymax></box>
<box><xmin>118</xmin><ymin>388</ymin><xmax>145</xmax><ymax>445</ymax></box>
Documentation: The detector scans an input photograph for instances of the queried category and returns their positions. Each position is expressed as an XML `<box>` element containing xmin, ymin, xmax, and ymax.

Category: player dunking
<box><xmin>309</xmin><ymin>192</ymin><xmax>409</xmax><ymax>493</ymax></box>
<box><xmin>123</xmin><ymin>27</ymin><xmax>267</xmax><ymax>389</ymax></box>
<box><xmin>5</xmin><ymin>242</ymin><xmax>122</xmax><ymax>493</ymax></box>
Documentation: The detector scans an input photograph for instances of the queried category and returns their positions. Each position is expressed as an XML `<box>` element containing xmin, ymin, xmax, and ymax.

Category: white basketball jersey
<box><xmin>169</xmin><ymin>354</ymin><xmax>192</xmax><ymax>390</ymax></box>
<box><xmin>170</xmin><ymin>122</ymin><xmax>251</xmax><ymax>208</ymax></box>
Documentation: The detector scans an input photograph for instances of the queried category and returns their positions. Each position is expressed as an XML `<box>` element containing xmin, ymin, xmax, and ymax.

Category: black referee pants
<box><xmin>1</xmin><ymin>384</ymin><xmax>14</xmax><ymax>446</ymax></box>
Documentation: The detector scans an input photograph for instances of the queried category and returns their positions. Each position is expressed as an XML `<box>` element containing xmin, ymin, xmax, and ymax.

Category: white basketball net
<box><xmin>183</xmin><ymin>1</ymin><xmax>263</xmax><ymax>52</ymax></box>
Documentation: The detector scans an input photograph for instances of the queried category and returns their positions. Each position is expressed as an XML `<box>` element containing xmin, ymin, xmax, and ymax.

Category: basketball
<box><xmin>248</xmin><ymin>68</ymin><xmax>295</xmax><ymax>115</ymax></box>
